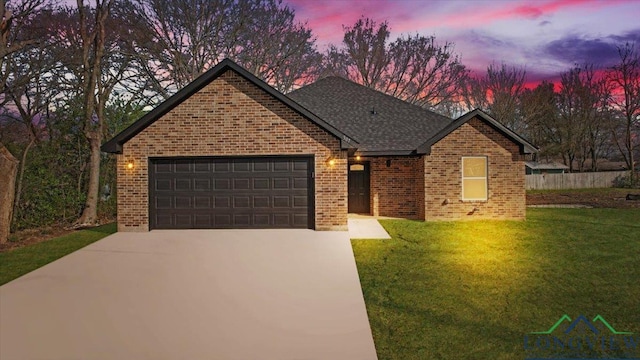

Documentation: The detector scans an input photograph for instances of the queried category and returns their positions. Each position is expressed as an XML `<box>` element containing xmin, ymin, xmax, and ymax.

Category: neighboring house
<box><xmin>525</xmin><ymin>161</ymin><xmax>569</xmax><ymax>174</ymax></box>
<box><xmin>102</xmin><ymin>59</ymin><xmax>537</xmax><ymax>232</ymax></box>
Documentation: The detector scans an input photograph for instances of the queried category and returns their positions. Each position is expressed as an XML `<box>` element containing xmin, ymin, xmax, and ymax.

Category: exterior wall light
<box><xmin>356</xmin><ymin>155</ymin><xmax>361</xmax><ymax>161</ymax></box>
<box><xmin>328</xmin><ymin>158</ymin><xmax>336</xmax><ymax>166</ymax></box>
<box><xmin>126</xmin><ymin>161</ymin><xmax>134</xmax><ymax>169</ymax></box>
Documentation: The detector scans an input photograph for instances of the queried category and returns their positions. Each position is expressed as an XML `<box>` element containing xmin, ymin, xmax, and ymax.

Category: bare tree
<box><xmin>607</xmin><ymin>43</ymin><xmax>640</xmax><ymax>183</ymax></box>
<box><xmin>463</xmin><ymin>63</ymin><xmax>526</xmax><ymax>132</ymax></box>
<box><xmin>233</xmin><ymin>0</ymin><xmax>321</xmax><ymax>92</ymax></box>
<box><xmin>133</xmin><ymin>0</ymin><xmax>320</xmax><ymax>96</ymax></box>
<box><xmin>556</xmin><ymin>65</ymin><xmax>609</xmax><ymax>171</ymax></box>
<box><xmin>520</xmin><ymin>81</ymin><xmax>561</xmax><ymax>160</ymax></box>
<box><xmin>323</xmin><ymin>17</ymin><xmax>468</xmax><ymax>112</ymax></box>
<box><xmin>43</xmin><ymin>1</ymin><xmax>162</xmax><ymax>228</ymax></box>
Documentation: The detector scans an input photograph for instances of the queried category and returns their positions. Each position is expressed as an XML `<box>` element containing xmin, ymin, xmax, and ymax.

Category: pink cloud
<box><xmin>387</xmin><ymin>0</ymin><xmax>618</xmax><ymax>33</ymax></box>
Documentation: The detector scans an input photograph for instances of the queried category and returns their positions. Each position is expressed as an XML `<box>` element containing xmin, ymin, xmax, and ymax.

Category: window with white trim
<box><xmin>462</xmin><ymin>156</ymin><xmax>488</xmax><ymax>201</ymax></box>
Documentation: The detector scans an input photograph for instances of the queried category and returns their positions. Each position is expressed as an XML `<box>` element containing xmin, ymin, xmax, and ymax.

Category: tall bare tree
<box><xmin>62</xmin><ymin>0</ymin><xmax>113</xmax><ymax>227</ymax></box>
<box><xmin>322</xmin><ymin>17</ymin><xmax>468</xmax><ymax>112</ymax></box>
<box><xmin>463</xmin><ymin>63</ymin><xmax>526</xmax><ymax>132</ymax></box>
<box><xmin>45</xmin><ymin>1</ymin><xmax>177</xmax><ymax>228</ymax></box>
<box><xmin>520</xmin><ymin>81</ymin><xmax>561</xmax><ymax>160</ymax></box>
<box><xmin>133</xmin><ymin>0</ymin><xmax>320</xmax><ymax>96</ymax></box>
<box><xmin>607</xmin><ymin>43</ymin><xmax>640</xmax><ymax>183</ymax></box>
<box><xmin>557</xmin><ymin>65</ymin><xmax>609</xmax><ymax>171</ymax></box>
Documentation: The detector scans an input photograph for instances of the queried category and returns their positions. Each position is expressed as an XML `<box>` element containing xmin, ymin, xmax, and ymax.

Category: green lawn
<box><xmin>0</xmin><ymin>223</ymin><xmax>117</xmax><ymax>285</ymax></box>
<box><xmin>352</xmin><ymin>208</ymin><xmax>640</xmax><ymax>360</ymax></box>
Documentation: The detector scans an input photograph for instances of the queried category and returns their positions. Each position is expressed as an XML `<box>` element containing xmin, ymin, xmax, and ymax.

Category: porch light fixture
<box><xmin>326</xmin><ymin>156</ymin><xmax>337</xmax><ymax>166</ymax></box>
<box><xmin>356</xmin><ymin>155</ymin><xmax>361</xmax><ymax>161</ymax></box>
<box><xmin>126</xmin><ymin>160</ymin><xmax>134</xmax><ymax>169</ymax></box>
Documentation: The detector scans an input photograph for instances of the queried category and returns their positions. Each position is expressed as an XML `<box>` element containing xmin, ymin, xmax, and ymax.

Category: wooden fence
<box><xmin>525</xmin><ymin>171</ymin><xmax>628</xmax><ymax>190</ymax></box>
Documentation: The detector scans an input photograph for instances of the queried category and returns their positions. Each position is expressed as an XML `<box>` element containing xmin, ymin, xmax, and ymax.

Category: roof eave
<box><xmin>355</xmin><ymin>150</ymin><xmax>417</xmax><ymax>156</ymax></box>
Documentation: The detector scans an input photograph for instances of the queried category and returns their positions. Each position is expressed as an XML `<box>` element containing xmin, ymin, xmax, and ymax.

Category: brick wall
<box><xmin>366</xmin><ymin>156</ymin><xmax>423</xmax><ymax>219</ymax></box>
<box><xmin>117</xmin><ymin>70</ymin><xmax>347</xmax><ymax>231</ymax></box>
<box><xmin>423</xmin><ymin>117</ymin><xmax>526</xmax><ymax>220</ymax></box>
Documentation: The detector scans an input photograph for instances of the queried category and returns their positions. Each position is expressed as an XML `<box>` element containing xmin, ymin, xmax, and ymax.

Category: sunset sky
<box><xmin>287</xmin><ymin>0</ymin><xmax>640</xmax><ymax>85</ymax></box>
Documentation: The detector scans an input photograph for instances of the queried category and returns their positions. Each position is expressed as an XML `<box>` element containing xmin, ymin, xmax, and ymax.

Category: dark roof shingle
<box><xmin>288</xmin><ymin>77</ymin><xmax>453</xmax><ymax>154</ymax></box>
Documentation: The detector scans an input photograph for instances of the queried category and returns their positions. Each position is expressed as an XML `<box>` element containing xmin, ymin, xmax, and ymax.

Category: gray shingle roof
<box><xmin>288</xmin><ymin>76</ymin><xmax>453</xmax><ymax>154</ymax></box>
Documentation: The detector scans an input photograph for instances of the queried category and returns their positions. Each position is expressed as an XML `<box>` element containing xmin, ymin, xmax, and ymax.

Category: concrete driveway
<box><xmin>0</xmin><ymin>230</ymin><xmax>377</xmax><ymax>360</ymax></box>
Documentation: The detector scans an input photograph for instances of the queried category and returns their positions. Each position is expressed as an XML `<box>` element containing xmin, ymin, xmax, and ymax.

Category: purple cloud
<box><xmin>543</xmin><ymin>29</ymin><xmax>640</xmax><ymax>68</ymax></box>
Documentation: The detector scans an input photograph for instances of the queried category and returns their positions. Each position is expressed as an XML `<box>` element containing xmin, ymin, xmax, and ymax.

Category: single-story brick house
<box><xmin>102</xmin><ymin>59</ymin><xmax>537</xmax><ymax>232</ymax></box>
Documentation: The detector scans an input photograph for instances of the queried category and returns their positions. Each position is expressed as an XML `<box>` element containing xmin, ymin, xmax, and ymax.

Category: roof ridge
<box><xmin>293</xmin><ymin>76</ymin><xmax>451</xmax><ymax>121</ymax></box>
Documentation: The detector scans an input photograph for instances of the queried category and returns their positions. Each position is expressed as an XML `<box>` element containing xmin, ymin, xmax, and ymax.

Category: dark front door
<box><xmin>149</xmin><ymin>156</ymin><xmax>314</xmax><ymax>229</ymax></box>
<box><xmin>348</xmin><ymin>162</ymin><xmax>370</xmax><ymax>214</ymax></box>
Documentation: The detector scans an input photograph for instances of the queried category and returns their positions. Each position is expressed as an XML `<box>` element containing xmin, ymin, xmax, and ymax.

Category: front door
<box><xmin>348</xmin><ymin>162</ymin><xmax>370</xmax><ymax>214</ymax></box>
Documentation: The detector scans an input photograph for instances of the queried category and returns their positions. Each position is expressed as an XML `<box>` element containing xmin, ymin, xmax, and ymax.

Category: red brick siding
<box><xmin>366</xmin><ymin>156</ymin><xmax>423</xmax><ymax>219</ymax></box>
<box><xmin>423</xmin><ymin>117</ymin><xmax>526</xmax><ymax>220</ymax></box>
<box><xmin>117</xmin><ymin>70</ymin><xmax>347</xmax><ymax>231</ymax></box>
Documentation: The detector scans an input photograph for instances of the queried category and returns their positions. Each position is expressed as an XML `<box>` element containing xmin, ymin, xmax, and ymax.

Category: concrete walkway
<box><xmin>348</xmin><ymin>217</ymin><xmax>392</xmax><ymax>239</ymax></box>
<box><xmin>0</xmin><ymin>230</ymin><xmax>378</xmax><ymax>360</ymax></box>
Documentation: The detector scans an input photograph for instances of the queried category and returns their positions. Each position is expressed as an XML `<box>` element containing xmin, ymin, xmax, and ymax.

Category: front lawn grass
<box><xmin>352</xmin><ymin>208</ymin><xmax>640</xmax><ymax>359</ymax></box>
<box><xmin>0</xmin><ymin>223</ymin><xmax>117</xmax><ymax>285</ymax></box>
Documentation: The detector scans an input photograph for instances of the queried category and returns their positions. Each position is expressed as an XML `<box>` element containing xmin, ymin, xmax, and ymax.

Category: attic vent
<box><xmin>370</xmin><ymin>107</ymin><xmax>377</xmax><ymax>115</ymax></box>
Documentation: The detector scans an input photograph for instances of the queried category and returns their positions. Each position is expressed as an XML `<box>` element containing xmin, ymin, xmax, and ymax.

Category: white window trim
<box><xmin>461</xmin><ymin>156</ymin><xmax>488</xmax><ymax>201</ymax></box>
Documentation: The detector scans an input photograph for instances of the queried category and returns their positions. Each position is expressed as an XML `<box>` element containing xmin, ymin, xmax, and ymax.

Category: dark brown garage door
<box><xmin>149</xmin><ymin>157</ymin><xmax>314</xmax><ymax>229</ymax></box>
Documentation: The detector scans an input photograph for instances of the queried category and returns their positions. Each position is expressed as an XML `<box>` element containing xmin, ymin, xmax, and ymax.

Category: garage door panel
<box><xmin>214</xmin><ymin>178</ymin><xmax>231</xmax><ymax>190</ymax></box>
<box><xmin>293</xmin><ymin>160</ymin><xmax>309</xmax><ymax>171</ymax></box>
<box><xmin>149</xmin><ymin>157</ymin><xmax>313</xmax><ymax>229</ymax></box>
<box><xmin>233</xmin><ymin>196</ymin><xmax>250</xmax><ymax>208</ymax></box>
<box><xmin>175</xmin><ymin>178</ymin><xmax>191</xmax><ymax>191</ymax></box>
<box><xmin>194</xmin><ymin>179</ymin><xmax>211</xmax><ymax>191</ymax></box>
<box><xmin>194</xmin><ymin>197</ymin><xmax>211</xmax><ymax>209</ymax></box>
<box><xmin>215</xmin><ymin>196</ymin><xmax>230</xmax><ymax>208</ymax></box>
<box><xmin>174</xmin><ymin>160</ymin><xmax>192</xmax><ymax>172</ymax></box>
<box><xmin>293</xmin><ymin>196</ymin><xmax>308</xmax><ymax>207</ymax></box>
<box><xmin>293</xmin><ymin>214</ymin><xmax>308</xmax><ymax>226</ymax></box>
<box><xmin>215</xmin><ymin>214</ymin><xmax>232</xmax><ymax>226</ymax></box>
<box><xmin>254</xmin><ymin>196</ymin><xmax>270</xmax><ymax>208</ymax></box>
<box><xmin>193</xmin><ymin>159</ymin><xmax>212</xmax><ymax>172</ymax></box>
<box><xmin>194</xmin><ymin>214</ymin><xmax>212</xmax><ymax>227</ymax></box>
<box><xmin>153</xmin><ymin>160</ymin><xmax>173</xmax><ymax>173</ymax></box>
<box><xmin>155</xmin><ymin>196</ymin><xmax>172</xmax><ymax>209</ymax></box>
<box><xmin>273</xmin><ymin>196</ymin><xmax>290</xmax><ymax>208</ymax></box>
<box><xmin>233</xmin><ymin>178</ymin><xmax>250</xmax><ymax>190</ymax></box>
<box><xmin>253</xmin><ymin>178</ymin><xmax>270</xmax><ymax>190</ymax></box>
<box><xmin>252</xmin><ymin>160</ymin><xmax>270</xmax><ymax>171</ymax></box>
<box><xmin>293</xmin><ymin>178</ymin><xmax>308</xmax><ymax>189</ymax></box>
<box><xmin>155</xmin><ymin>179</ymin><xmax>172</xmax><ymax>191</ymax></box>
<box><xmin>273</xmin><ymin>214</ymin><xmax>290</xmax><ymax>226</ymax></box>
<box><xmin>174</xmin><ymin>214</ymin><xmax>192</xmax><ymax>227</ymax></box>
<box><xmin>273</xmin><ymin>161</ymin><xmax>290</xmax><ymax>171</ymax></box>
<box><xmin>233</xmin><ymin>161</ymin><xmax>251</xmax><ymax>172</ymax></box>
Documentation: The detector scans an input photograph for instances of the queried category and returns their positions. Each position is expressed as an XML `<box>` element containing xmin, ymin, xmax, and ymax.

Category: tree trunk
<box><xmin>0</xmin><ymin>144</ymin><xmax>19</xmax><ymax>243</ymax></box>
<box><xmin>75</xmin><ymin>133</ymin><xmax>101</xmax><ymax>227</ymax></box>
<box><xmin>73</xmin><ymin>0</ymin><xmax>111</xmax><ymax>228</ymax></box>
<box><xmin>13</xmin><ymin>137</ymin><xmax>35</xmax><ymax>216</ymax></box>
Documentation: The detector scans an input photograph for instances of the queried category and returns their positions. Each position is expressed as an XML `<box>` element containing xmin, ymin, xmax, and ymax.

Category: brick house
<box><xmin>102</xmin><ymin>59</ymin><xmax>537</xmax><ymax>232</ymax></box>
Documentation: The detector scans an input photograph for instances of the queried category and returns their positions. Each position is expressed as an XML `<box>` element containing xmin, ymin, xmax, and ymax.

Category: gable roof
<box><xmin>289</xmin><ymin>77</ymin><xmax>537</xmax><ymax>155</ymax></box>
<box><xmin>101</xmin><ymin>59</ymin><xmax>358</xmax><ymax>154</ymax></box>
<box><xmin>416</xmin><ymin>109</ymin><xmax>538</xmax><ymax>155</ymax></box>
<box><xmin>287</xmin><ymin>77</ymin><xmax>453</xmax><ymax>155</ymax></box>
